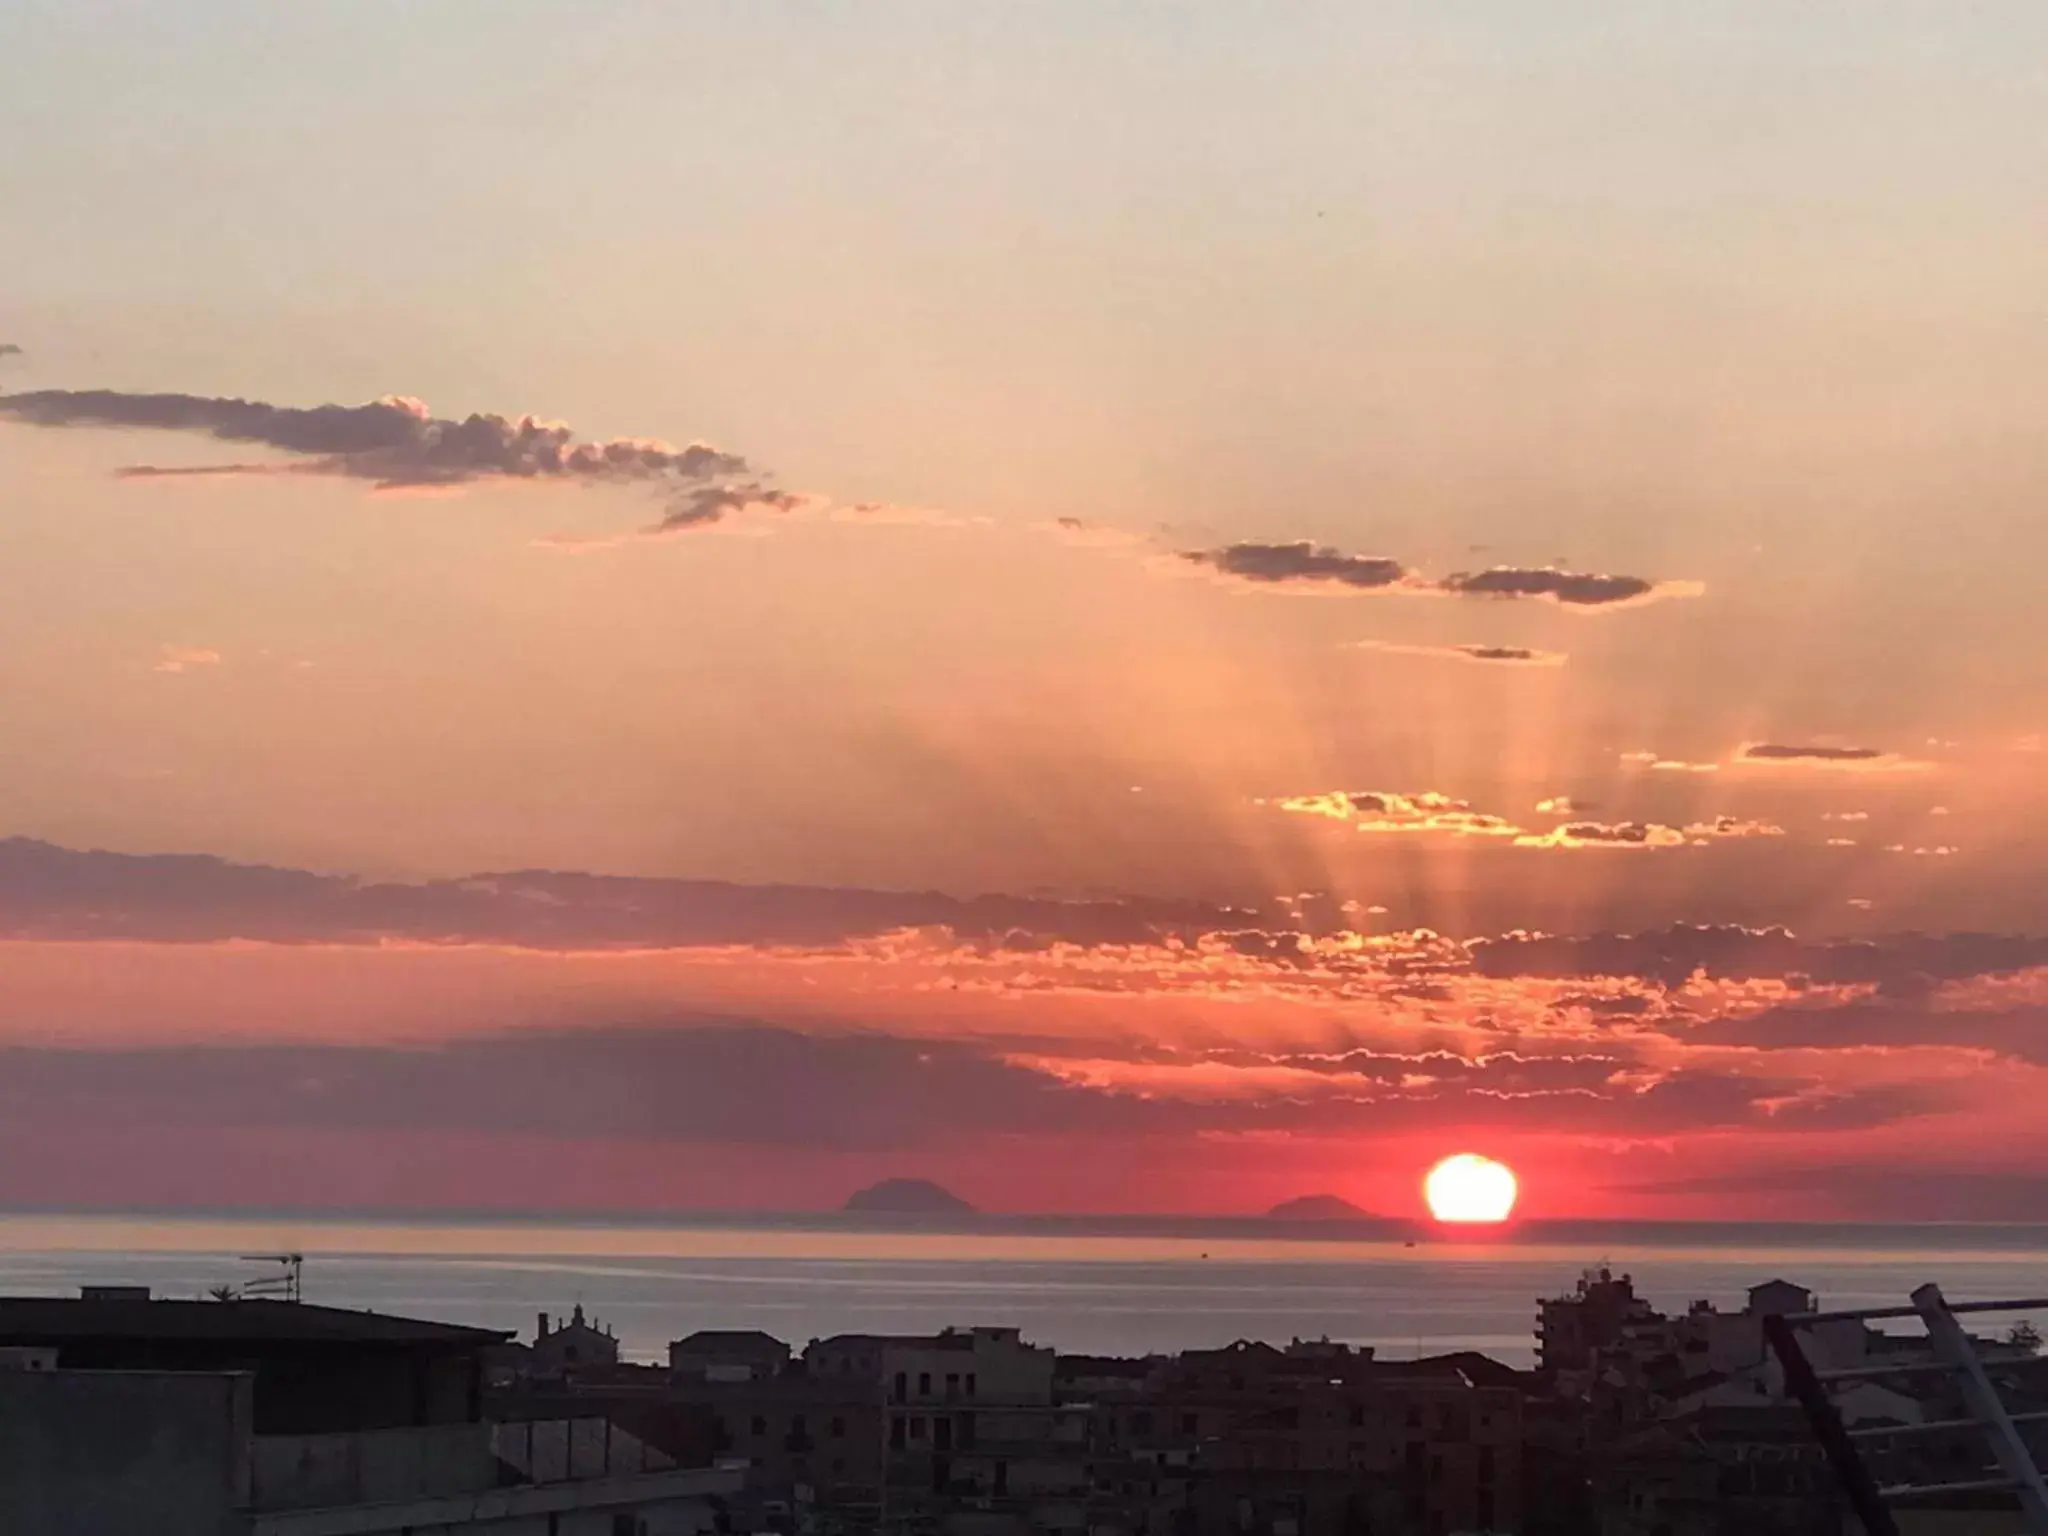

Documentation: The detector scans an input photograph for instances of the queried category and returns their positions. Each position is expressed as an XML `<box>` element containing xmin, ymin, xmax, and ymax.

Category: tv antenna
<box><xmin>236</xmin><ymin>1254</ymin><xmax>304</xmax><ymax>1303</ymax></box>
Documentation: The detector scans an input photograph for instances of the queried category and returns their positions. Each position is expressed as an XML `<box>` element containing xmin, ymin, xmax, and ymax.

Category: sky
<box><xmin>3</xmin><ymin>0</ymin><xmax>2047</xmax><ymax>1222</ymax></box>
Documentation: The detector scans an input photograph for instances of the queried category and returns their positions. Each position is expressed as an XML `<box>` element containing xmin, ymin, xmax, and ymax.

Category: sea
<box><xmin>3</xmin><ymin>1212</ymin><xmax>2044</xmax><ymax>1367</ymax></box>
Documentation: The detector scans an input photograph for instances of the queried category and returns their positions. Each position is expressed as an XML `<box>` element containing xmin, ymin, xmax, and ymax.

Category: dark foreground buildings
<box><xmin>5</xmin><ymin>1269</ymin><xmax>2045</xmax><ymax>1536</ymax></box>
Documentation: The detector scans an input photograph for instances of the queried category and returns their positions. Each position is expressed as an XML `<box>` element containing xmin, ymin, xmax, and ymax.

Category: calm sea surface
<box><xmin>3</xmin><ymin>1213</ymin><xmax>2044</xmax><ymax>1367</ymax></box>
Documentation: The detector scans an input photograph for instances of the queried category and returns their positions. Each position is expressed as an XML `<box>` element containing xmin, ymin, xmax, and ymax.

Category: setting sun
<box><xmin>1424</xmin><ymin>1154</ymin><xmax>1519</xmax><ymax>1224</ymax></box>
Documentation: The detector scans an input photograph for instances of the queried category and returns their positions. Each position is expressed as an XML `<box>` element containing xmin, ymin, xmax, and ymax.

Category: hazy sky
<box><xmin>3</xmin><ymin>1</ymin><xmax>2046</xmax><ymax>1220</ymax></box>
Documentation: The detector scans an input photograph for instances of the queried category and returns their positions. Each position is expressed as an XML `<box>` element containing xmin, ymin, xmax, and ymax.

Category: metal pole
<box><xmin>1912</xmin><ymin>1283</ymin><xmax>2048</xmax><ymax>1535</ymax></box>
<box><xmin>1762</xmin><ymin>1313</ymin><xmax>1901</xmax><ymax>1536</ymax></box>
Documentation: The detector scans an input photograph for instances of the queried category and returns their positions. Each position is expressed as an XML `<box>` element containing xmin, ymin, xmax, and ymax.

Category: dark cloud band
<box><xmin>1182</xmin><ymin>542</ymin><xmax>1408</xmax><ymax>589</ymax></box>
<box><xmin>0</xmin><ymin>388</ymin><xmax>746</xmax><ymax>490</ymax></box>
<box><xmin>1182</xmin><ymin>541</ymin><xmax>1697</xmax><ymax>608</ymax></box>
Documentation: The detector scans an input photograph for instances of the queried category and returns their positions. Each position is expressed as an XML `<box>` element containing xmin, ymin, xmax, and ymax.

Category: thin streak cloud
<box><xmin>1353</xmin><ymin>639</ymin><xmax>1568</xmax><ymax>667</ymax></box>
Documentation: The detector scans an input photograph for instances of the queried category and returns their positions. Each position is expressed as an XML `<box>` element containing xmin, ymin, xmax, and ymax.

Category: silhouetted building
<box><xmin>529</xmin><ymin>1302</ymin><xmax>619</xmax><ymax>1378</ymax></box>
<box><xmin>1538</xmin><ymin>1268</ymin><xmax>1660</xmax><ymax>1376</ymax></box>
<box><xmin>0</xmin><ymin>1290</ymin><xmax>504</xmax><ymax>1433</ymax></box>
<box><xmin>0</xmin><ymin>1289</ymin><xmax>738</xmax><ymax>1535</ymax></box>
<box><xmin>671</xmin><ymin>1327</ymin><xmax>793</xmax><ymax>1382</ymax></box>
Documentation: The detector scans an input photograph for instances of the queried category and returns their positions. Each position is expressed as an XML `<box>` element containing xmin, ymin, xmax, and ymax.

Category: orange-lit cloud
<box><xmin>1268</xmin><ymin>790</ymin><xmax>1522</xmax><ymax>837</ymax></box>
<box><xmin>1619</xmin><ymin>750</ymin><xmax>1721</xmax><ymax>773</ymax></box>
<box><xmin>152</xmin><ymin>644</ymin><xmax>223</xmax><ymax>674</ymax></box>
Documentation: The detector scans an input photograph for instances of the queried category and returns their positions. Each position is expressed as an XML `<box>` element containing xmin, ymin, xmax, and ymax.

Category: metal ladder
<box><xmin>1762</xmin><ymin>1284</ymin><xmax>2048</xmax><ymax>1536</ymax></box>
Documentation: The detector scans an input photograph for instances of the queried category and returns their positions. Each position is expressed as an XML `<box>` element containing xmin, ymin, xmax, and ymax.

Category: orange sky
<box><xmin>2</xmin><ymin>1</ymin><xmax>2046</xmax><ymax>1221</ymax></box>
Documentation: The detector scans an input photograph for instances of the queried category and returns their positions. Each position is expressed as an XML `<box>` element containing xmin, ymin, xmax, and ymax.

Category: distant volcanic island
<box><xmin>843</xmin><ymin>1178</ymin><xmax>978</xmax><ymax>1217</ymax></box>
<box><xmin>1265</xmin><ymin>1194</ymin><xmax>1378</xmax><ymax>1221</ymax></box>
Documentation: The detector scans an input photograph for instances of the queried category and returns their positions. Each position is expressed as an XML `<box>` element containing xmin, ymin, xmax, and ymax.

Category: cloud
<box><xmin>1040</xmin><ymin>515</ymin><xmax>1141</xmax><ymax>548</ymax></box>
<box><xmin>152</xmin><ymin>644</ymin><xmax>222</xmax><ymax>674</ymax></box>
<box><xmin>0</xmin><ymin>1019</ymin><xmax>1950</xmax><ymax>1152</ymax></box>
<box><xmin>1534</xmin><ymin>797</ymin><xmax>1584</xmax><ymax>815</ymax></box>
<box><xmin>0</xmin><ymin>1023</ymin><xmax>1179</xmax><ymax>1151</ymax></box>
<box><xmin>1681</xmin><ymin>816</ymin><xmax>1786</xmax><ymax>840</ymax></box>
<box><xmin>0</xmin><ymin>836</ymin><xmax>1234</xmax><ymax>950</ymax></box>
<box><xmin>1182</xmin><ymin>542</ymin><xmax>1408</xmax><ymax>590</ymax></box>
<box><xmin>1687</xmin><ymin>999</ymin><xmax>2048</xmax><ymax>1063</ymax></box>
<box><xmin>1200</xmin><ymin>1045</ymin><xmax>1630</xmax><ymax>1093</ymax></box>
<box><xmin>1180</xmin><ymin>543</ymin><xmax>1696</xmax><ymax>609</ymax></box>
<box><xmin>1619</xmin><ymin>750</ymin><xmax>1720</xmax><ymax>773</ymax></box>
<box><xmin>1822</xmin><ymin>811</ymin><xmax>1870</xmax><ymax>822</ymax></box>
<box><xmin>1354</xmin><ymin>639</ymin><xmax>1567</xmax><ymax>666</ymax></box>
<box><xmin>1281</xmin><ymin>809</ymin><xmax>1776</xmax><ymax>851</ymax></box>
<box><xmin>1438</xmin><ymin>567</ymin><xmax>1703</xmax><ymax>609</ymax></box>
<box><xmin>649</xmin><ymin>482</ymin><xmax>811</xmax><ymax>534</ymax></box>
<box><xmin>1269</xmin><ymin>790</ymin><xmax>1522</xmax><ymax>837</ymax></box>
<box><xmin>1737</xmin><ymin>743</ymin><xmax>1927</xmax><ymax>771</ymax></box>
<box><xmin>1515</xmin><ymin>821</ymin><xmax>1689</xmax><ymax>850</ymax></box>
<box><xmin>1469</xmin><ymin>923</ymin><xmax>2048</xmax><ymax>988</ymax></box>
<box><xmin>538</xmin><ymin>487</ymin><xmax>956</xmax><ymax>550</ymax></box>
<box><xmin>0</xmin><ymin>388</ymin><xmax>747</xmax><ymax>492</ymax></box>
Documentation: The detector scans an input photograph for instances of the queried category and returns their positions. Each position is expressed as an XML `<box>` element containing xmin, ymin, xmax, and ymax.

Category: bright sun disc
<box><xmin>1424</xmin><ymin>1153</ymin><xmax>1518</xmax><ymax>1223</ymax></box>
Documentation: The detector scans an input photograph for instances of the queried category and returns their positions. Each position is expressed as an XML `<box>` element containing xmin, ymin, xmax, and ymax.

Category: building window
<box><xmin>890</xmin><ymin>1419</ymin><xmax>906</xmax><ymax>1450</ymax></box>
<box><xmin>1131</xmin><ymin>1412</ymin><xmax>1153</xmax><ymax>1434</ymax></box>
<box><xmin>918</xmin><ymin>1372</ymin><xmax>932</xmax><ymax>1397</ymax></box>
<box><xmin>1180</xmin><ymin>1414</ymin><xmax>1198</xmax><ymax>1435</ymax></box>
<box><xmin>893</xmin><ymin>1372</ymin><xmax>907</xmax><ymax>1404</ymax></box>
<box><xmin>1478</xmin><ymin>1446</ymin><xmax>1495</xmax><ymax>1484</ymax></box>
<box><xmin>946</xmin><ymin>1372</ymin><xmax>960</xmax><ymax>1398</ymax></box>
<box><xmin>830</xmin><ymin>1417</ymin><xmax>846</xmax><ymax>1438</ymax></box>
<box><xmin>750</xmin><ymin>1416</ymin><xmax>767</xmax><ymax>1437</ymax></box>
<box><xmin>966</xmin><ymin>1373</ymin><xmax>977</xmax><ymax>1397</ymax></box>
<box><xmin>910</xmin><ymin>1417</ymin><xmax>927</xmax><ymax>1441</ymax></box>
<box><xmin>1347</xmin><ymin>1405</ymin><xmax>1365</xmax><ymax>1428</ymax></box>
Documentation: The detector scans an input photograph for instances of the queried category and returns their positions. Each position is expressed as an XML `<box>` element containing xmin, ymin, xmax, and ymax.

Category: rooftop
<box><xmin>673</xmin><ymin>1329</ymin><xmax>789</xmax><ymax>1349</ymax></box>
<box><xmin>0</xmin><ymin>1297</ymin><xmax>510</xmax><ymax>1348</ymax></box>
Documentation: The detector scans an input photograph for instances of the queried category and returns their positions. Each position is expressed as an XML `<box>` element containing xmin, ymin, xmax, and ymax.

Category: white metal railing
<box><xmin>1763</xmin><ymin>1284</ymin><xmax>2048</xmax><ymax>1536</ymax></box>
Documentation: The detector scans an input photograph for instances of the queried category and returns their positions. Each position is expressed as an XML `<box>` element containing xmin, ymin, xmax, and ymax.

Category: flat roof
<box><xmin>0</xmin><ymin>1297</ymin><xmax>511</xmax><ymax>1347</ymax></box>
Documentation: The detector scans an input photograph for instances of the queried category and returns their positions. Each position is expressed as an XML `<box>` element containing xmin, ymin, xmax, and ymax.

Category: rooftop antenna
<box><xmin>237</xmin><ymin>1254</ymin><xmax>304</xmax><ymax>1303</ymax></box>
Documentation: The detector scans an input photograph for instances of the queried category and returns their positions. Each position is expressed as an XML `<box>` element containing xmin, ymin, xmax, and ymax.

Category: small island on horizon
<box><xmin>843</xmin><ymin>1178</ymin><xmax>978</xmax><ymax>1216</ymax></box>
<box><xmin>1265</xmin><ymin>1194</ymin><xmax>1379</xmax><ymax>1221</ymax></box>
